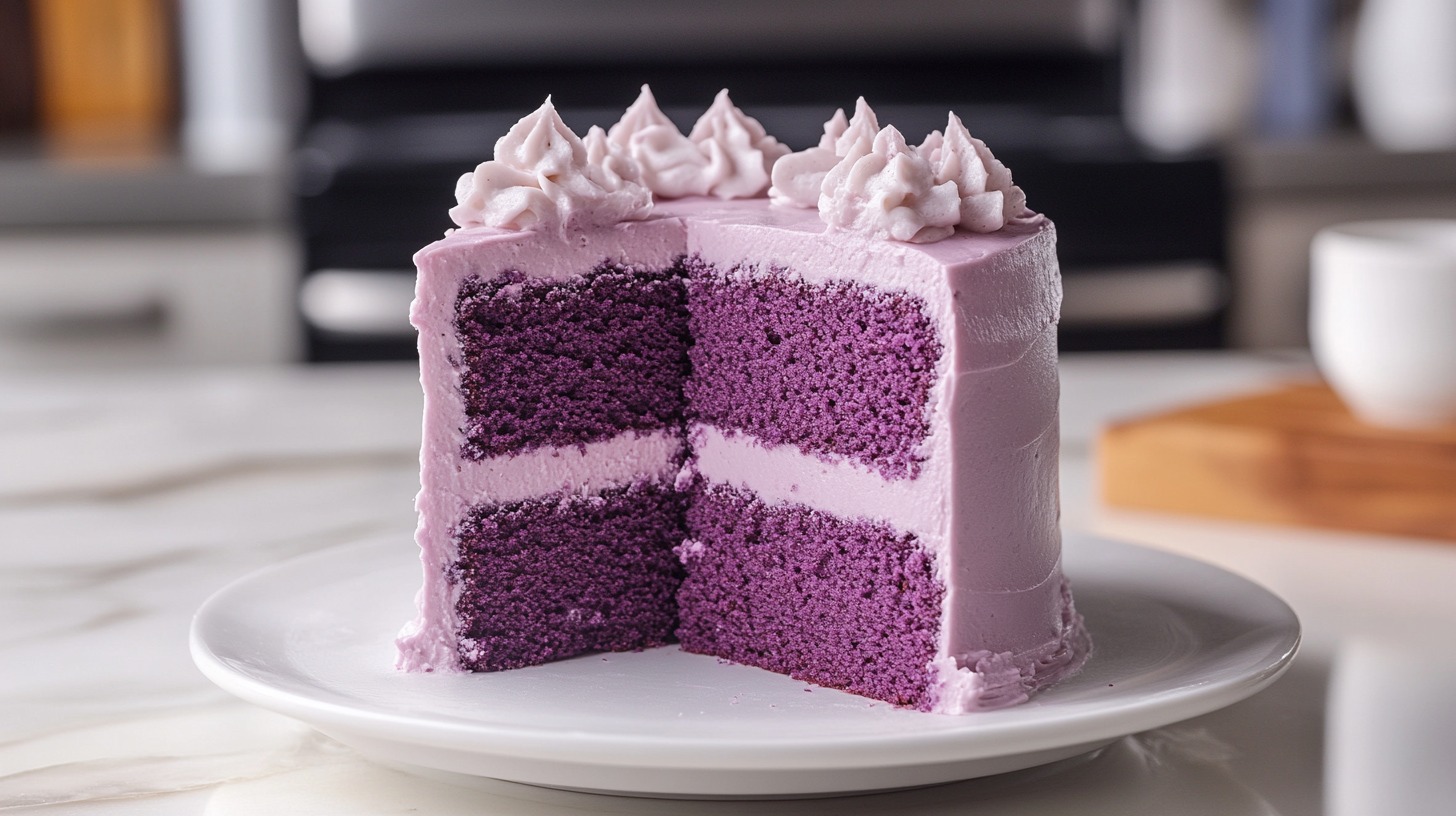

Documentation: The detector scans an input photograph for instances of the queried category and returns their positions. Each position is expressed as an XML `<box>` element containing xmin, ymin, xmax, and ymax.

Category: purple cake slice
<box><xmin>397</xmin><ymin>91</ymin><xmax>1089</xmax><ymax>712</ymax></box>
<box><xmin>396</xmin><ymin>216</ymin><xmax>694</xmax><ymax>672</ymax></box>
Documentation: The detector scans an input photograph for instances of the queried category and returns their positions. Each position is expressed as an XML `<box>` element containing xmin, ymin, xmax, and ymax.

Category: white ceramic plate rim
<box><xmin>191</xmin><ymin>532</ymin><xmax>1299</xmax><ymax>771</ymax></box>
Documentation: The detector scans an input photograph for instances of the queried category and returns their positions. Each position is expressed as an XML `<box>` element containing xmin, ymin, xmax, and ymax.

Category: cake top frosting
<box><xmin>818</xmin><ymin>125</ymin><xmax>961</xmax><ymax>244</ymax></box>
<box><xmin>772</xmin><ymin>100</ymin><xmax>1033</xmax><ymax>241</ymax></box>
<box><xmin>450</xmin><ymin>98</ymin><xmax>652</xmax><ymax>232</ymax></box>
<box><xmin>924</xmin><ymin>112</ymin><xmax>1032</xmax><ymax>234</ymax></box>
<box><xmin>606</xmin><ymin>85</ymin><xmax>709</xmax><ymax>199</ymax></box>
<box><xmin>449</xmin><ymin>90</ymin><xmax>1032</xmax><ymax>243</ymax></box>
<box><xmin>609</xmin><ymin>86</ymin><xmax>788</xmax><ymax>200</ymax></box>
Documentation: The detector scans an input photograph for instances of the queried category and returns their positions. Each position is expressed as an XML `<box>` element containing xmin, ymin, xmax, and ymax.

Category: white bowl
<box><xmin>1311</xmin><ymin>219</ymin><xmax>1456</xmax><ymax>429</ymax></box>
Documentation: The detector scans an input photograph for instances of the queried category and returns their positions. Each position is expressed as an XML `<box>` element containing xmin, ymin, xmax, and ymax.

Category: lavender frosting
<box><xmin>608</xmin><ymin>86</ymin><xmax>788</xmax><ymax>200</ymax></box>
<box><xmin>607</xmin><ymin>85</ymin><xmax>712</xmax><ymax>199</ymax></box>
<box><xmin>399</xmin><ymin>93</ymin><xmax>1088</xmax><ymax>712</ymax></box>
<box><xmin>770</xmin><ymin>101</ymin><xmax>1033</xmax><ymax>240</ymax></box>
<box><xmin>769</xmin><ymin>97</ymin><xmax>872</xmax><ymax>209</ymax></box>
<box><xmin>817</xmin><ymin>125</ymin><xmax>961</xmax><ymax>243</ymax></box>
<box><xmin>453</xmin><ymin>92</ymin><xmax>1028</xmax><ymax>244</ymax></box>
<box><xmin>687</xmin><ymin>89</ymin><xmax>790</xmax><ymax>199</ymax></box>
<box><xmin>926</xmin><ymin>112</ymin><xmax>1032</xmax><ymax>233</ymax></box>
<box><xmin>450</xmin><ymin>98</ymin><xmax>651</xmax><ymax>232</ymax></box>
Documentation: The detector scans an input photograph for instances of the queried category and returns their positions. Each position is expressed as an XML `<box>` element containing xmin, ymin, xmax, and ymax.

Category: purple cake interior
<box><xmin>677</xmin><ymin>481</ymin><xmax>944</xmax><ymax>709</ymax></box>
<box><xmin>454</xmin><ymin>261</ymin><xmax>691</xmax><ymax>459</ymax></box>
<box><xmin>684</xmin><ymin>255</ymin><xmax>942</xmax><ymax>480</ymax></box>
<box><xmin>452</xmin><ymin>480</ymin><xmax>686</xmax><ymax>671</ymax></box>
<box><xmin>446</xmin><ymin>262</ymin><xmax>692</xmax><ymax>671</ymax></box>
<box><xmin>443</xmin><ymin>251</ymin><xmax>952</xmax><ymax>691</ymax></box>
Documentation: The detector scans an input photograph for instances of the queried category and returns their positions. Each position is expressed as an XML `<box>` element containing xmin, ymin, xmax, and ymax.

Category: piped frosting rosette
<box><xmin>608</xmin><ymin>86</ymin><xmax>789</xmax><ymax>200</ymax></box>
<box><xmin>450</xmin><ymin>98</ymin><xmax>653</xmax><ymax>232</ymax></box>
<box><xmin>448</xmin><ymin>91</ymin><xmax>1033</xmax><ymax>244</ymax></box>
<box><xmin>922</xmin><ymin>112</ymin><xmax>1032</xmax><ymax>233</ymax></box>
<box><xmin>771</xmin><ymin>99</ymin><xmax>1035</xmax><ymax>242</ymax></box>
<box><xmin>819</xmin><ymin>125</ymin><xmax>961</xmax><ymax>244</ymax></box>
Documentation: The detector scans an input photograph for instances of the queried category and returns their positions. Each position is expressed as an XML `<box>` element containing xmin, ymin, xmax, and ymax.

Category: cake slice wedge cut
<box><xmin>397</xmin><ymin>93</ymin><xmax>1090</xmax><ymax>713</ymax></box>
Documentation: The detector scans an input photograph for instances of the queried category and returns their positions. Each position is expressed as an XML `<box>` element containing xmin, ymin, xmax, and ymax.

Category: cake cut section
<box><xmin>677</xmin><ymin>481</ymin><xmax>944</xmax><ymax>708</ymax></box>
<box><xmin>398</xmin><ymin>93</ymin><xmax>1089</xmax><ymax>712</ymax></box>
<box><xmin>396</xmin><ymin>218</ymin><xmax>692</xmax><ymax>674</ymax></box>
<box><xmin>452</xmin><ymin>479</ymin><xmax>686</xmax><ymax>671</ymax></box>
<box><xmin>684</xmin><ymin>255</ymin><xmax>942</xmax><ymax>480</ymax></box>
<box><xmin>674</xmin><ymin>204</ymin><xmax>1084</xmax><ymax>712</ymax></box>
<box><xmin>454</xmin><ymin>262</ymin><xmax>691</xmax><ymax>459</ymax></box>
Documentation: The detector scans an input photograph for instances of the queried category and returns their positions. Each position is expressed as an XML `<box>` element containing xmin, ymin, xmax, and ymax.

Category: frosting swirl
<box><xmin>607</xmin><ymin>85</ymin><xmax>712</xmax><ymax>199</ymax></box>
<box><xmin>916</xmin><ymin>128</ymin><xmax>943</xmax><ymax>162</ymax></box>
<box><xmin>450</xmin><ymin>98</ymin><xmax>652</xmax><ymax>232</ymax></box>
<box><xmin>688</xmin><ymin>89</ymin><xmax>790</xmax><ymax>199</ymax></box>
<box><xmin>768</xmin><ymin>107</ymin><xmax>849</xmax><ymax>207</ymax></box>
<box><xmin>608</xmin><ymin>86</ymin><xmax>787</xmax><ymax>200</ymax></box>
<box><xmin>773</xmin><ymin>99</ymin><xmax>1034</xmax><ymax>241</ymax></box>
<box><xmin>769</xmin><ymin>99</ymin><xmax>874</xmax><ymax>208</ymax></box>
<box><xmin>833</xmin><ymin>97</ymin><xmax>881</xmax><ymax>156</ymax></box>
<box><xmin>818</xmin><ymin>107</ymin><xmax>850</xmax><ymax>150</ymax></box>
<box><xmin>931</xmin><ymin>112</ymin><xmax>1031</xmax><ymax>233</ymax></box>
<box><xmin>819</xmin><ymin>125</ymin><xmax>961</xmax><ymax>244</ymax></box>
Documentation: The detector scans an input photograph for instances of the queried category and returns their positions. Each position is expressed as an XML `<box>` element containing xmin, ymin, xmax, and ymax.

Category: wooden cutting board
<box><xmin>1099</xmin><ymin>382</ymin><xmax>1456</xmax><ymax>542</ymax></box>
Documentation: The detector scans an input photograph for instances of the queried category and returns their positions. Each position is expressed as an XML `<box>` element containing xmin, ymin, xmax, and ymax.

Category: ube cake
<box><xmin>396</xmin><ymin>88</ymin><xmax>1089</xmax><ymax>713</ymax></box>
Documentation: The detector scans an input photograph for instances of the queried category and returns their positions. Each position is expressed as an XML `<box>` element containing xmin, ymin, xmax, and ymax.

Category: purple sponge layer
<box><xmin>684</xmin><ymin>255</ymin><xmax>942</xmax><ymax>480</ymax></box>
<box><xmin>676</xmin><ymin>482</ymin><xmax>944</xmax><ymax>709</ymax></box>
<box><xmin>453</xmin><ymin>262</ymin><xmax>691</xmax><ymax>460</ymax></box>
<box><xmin>451</xmin><ymin>480</ymin><xmax>686</xmax><ymax>671</ymax></box>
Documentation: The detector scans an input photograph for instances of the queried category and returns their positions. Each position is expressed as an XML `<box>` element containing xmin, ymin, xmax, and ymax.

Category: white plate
<box><xmin>190</xmin><ymin>533</ymin><xmax>1299</xmax><ymax>798</ymax></box>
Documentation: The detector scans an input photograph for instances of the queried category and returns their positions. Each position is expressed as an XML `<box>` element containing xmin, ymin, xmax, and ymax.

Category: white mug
<box><xmin>1310</xmin><ymin>220</ymin><xmax>1456</xmax><ymax>429</ymax></box>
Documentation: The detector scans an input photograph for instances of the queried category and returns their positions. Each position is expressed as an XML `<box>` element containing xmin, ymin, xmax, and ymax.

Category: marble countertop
<box><xmin>4</xmin><ymin>353</ymin><xmax>1455</xmax><ymax>815</ymax></box>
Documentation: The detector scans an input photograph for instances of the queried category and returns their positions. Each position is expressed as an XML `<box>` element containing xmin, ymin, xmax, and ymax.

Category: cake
<box><xmin>396</xmin><ymin>88</ymin><xmax>1089</xmax><ymax>713</ymax></box>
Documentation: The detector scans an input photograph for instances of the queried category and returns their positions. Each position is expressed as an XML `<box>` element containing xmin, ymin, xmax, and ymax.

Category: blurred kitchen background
<box><xmin>2</xmin><ymin>0</ymin><xmax>1454</xmax><ymax>366</ymax></box>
